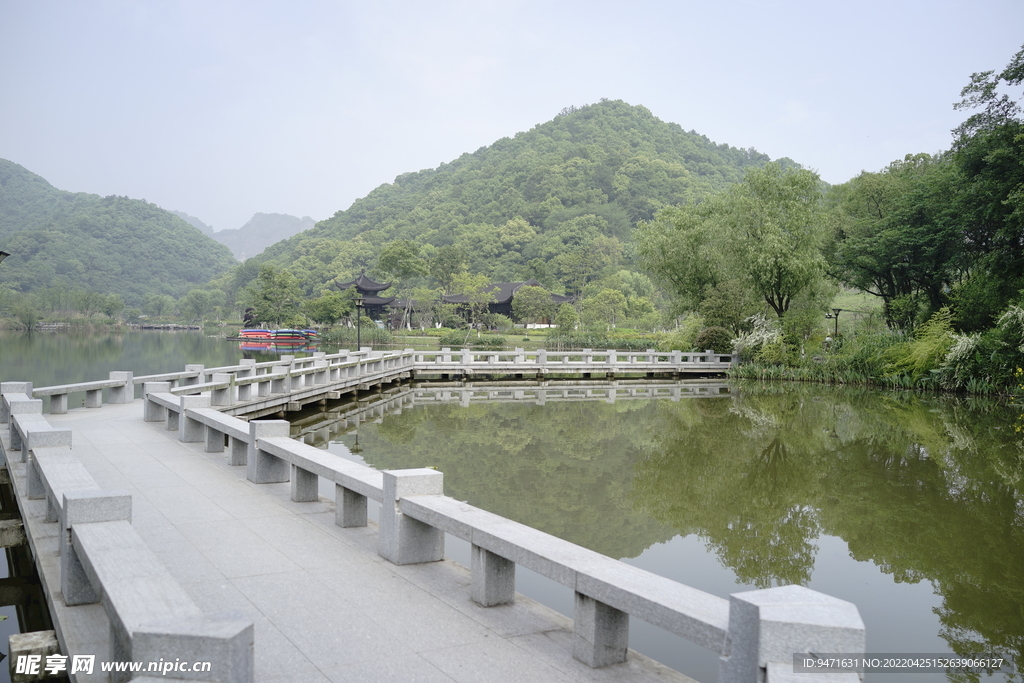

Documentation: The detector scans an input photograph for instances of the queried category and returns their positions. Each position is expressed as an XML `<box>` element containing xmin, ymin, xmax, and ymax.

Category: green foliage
<box><xmin>830</xmin><ymin>154</ymin><xmax>962</xmax><ymax>327</ymax></box>
<box><xmin>639</xmin><ymin>163</ymin><xmax>828</xmax><ymax>320</ymax></box>
<box><xmin>580</xmin><ymin>288</ymin><xmax>627</xmax><ymax>329</ymax></box>
<box><xmin>243</xmin><ymin>100</ymin><xmax>781</xmax><ymax>307</ymax></box>
<box><xmin>553</xmin><ymin>303</ymin><xmax>579</xmax><ymax>330</ymax></box>
<box><xmin>883</xmin><ymin>309</ymin><xmax>955</xmax><ymax>382</ymax></box>
<box><xmin>656</xmin><ymin>315</ymin><xmax>704</xmax><ymax>352</ymax></box>
<box><xmin>0</xmin><ymin>159</ymin><xmax>237</xmax><ymax>306</ymax></box>
<box><xmin>693</xmin><ymin>326</ymin><xmax>734</xmax><ymax>354</ymax></box>
<box><xmin>437</xmin><ymin>331</ymin><xmax>506</xmax><ymax>348</ymax></box>
<box><xmin>244</xmin><ymin>265</ymin><xmax>303</xmax><ymax>327</ymax></box>
<box><xmin>511</xmin><ymin>285</ymin><xmax>554</xmax><ymax>325</ymax></box>
<box><xmin>303</xmin><ymin>291</ymin><xmax>352</xmax><ymax>326</ymax></box>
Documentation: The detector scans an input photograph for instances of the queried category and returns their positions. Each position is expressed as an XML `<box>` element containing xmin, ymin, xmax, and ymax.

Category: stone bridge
<box><xmin>0</xmin><ymin>348</ymin><xmax>863</xmax><ymax>683</ymax></box>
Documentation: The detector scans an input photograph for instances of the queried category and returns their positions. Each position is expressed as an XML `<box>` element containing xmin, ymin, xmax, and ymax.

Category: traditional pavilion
<box><xmin>442</xmin><ymin>279</ymin><xmax>573</xmax><ymax>320</ymax></box>
<box><xmin>334</xmin><ymin>272</ymin><xmax>396</xmax><ymax>319</ymax></box>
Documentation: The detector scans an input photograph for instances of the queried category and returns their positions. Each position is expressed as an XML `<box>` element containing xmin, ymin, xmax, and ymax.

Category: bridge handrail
<box><xmin>238</xmin><ymin>423</ymin><xmax>864</xmax><ymax>678</ymax></box>
<box><xmin>414</xmin><ymin>347</ymin><xmax>735</xmax><ymax>366</ymax></box>
<box><xmin>0</xmin><ymin>389</ymin><xmax>255</xmax><ymax>682</ymax></box>
<box><xmin>399</xmin><ymin>493</ymin><xmax>730</xmax><ymax>652</ymax></box>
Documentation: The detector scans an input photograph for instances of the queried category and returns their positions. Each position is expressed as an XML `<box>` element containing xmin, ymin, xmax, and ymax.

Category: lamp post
<box><xmin>825</xmin><ymin>308</ymin><xmax>841</xmax><ymax>337</ymax></box>
<box><xmin>354</xmin><ymin>296</ymin><xmax>364</xmax><ymax>350</ymax></box>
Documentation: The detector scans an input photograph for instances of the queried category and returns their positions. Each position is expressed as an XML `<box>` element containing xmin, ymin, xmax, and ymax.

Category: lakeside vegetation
<box><xmin>1</xmin><ymin>48</ymin><xmax>1022</xmax><ymax>396</ymax></box>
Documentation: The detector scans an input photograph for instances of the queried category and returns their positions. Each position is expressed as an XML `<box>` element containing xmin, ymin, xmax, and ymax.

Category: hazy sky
<box><xmin>2</xmin><ymin>1</ymin><xmax>1021</xmax><ymax>232</ymax></box>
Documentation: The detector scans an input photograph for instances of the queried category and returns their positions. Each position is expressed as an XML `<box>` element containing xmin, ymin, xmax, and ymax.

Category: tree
<box><xmin>637</xmin><ymin>200</ymin><xmax>727</xmax><ymax>312</ymax></box>
<box><xmin>582</xmin><ymin>288</ymin><xmax>627</xmax><ymax>329</ymax></box>
<box><xmin>640</xmin><ymin>163</ymin><xmax>828</xmax><ymax>318</ymax></box>
<box><xmin>179</xmin><ymin>289</ymin><xmax>214</xmax><ymax>322</ymax></box>
<box><xmin>830</xmin><ymin>154</ymin><xmax>963</xmax><ymax>327</ymax></box>
<box><xmin>430</xmin><ymin>245</ymin><xmax>467</xmax><ymax>294</ymax></box>
<box><xmin>728</xmin><ymin>164</ymin><xmax>827</xmax><ymax>317</ymax></box>
<box><xmin>376</xmin><ymin>240</ymin><xmax>428</xmax><ymax>282</ymax></box>
<box><xmin>143</xmin><ymin>293</ymin><xmax>175</xmax><ymax>318</ymax></box>
<box><xmin>511</xmin><ymin>285</ymin><xmax>554</xmax><ymax>325</ymax></box>
<box><xmin>450</xmin><ymin>273</ymin><xmax>496</xmax><ymax>329</ymax></box>
<box><xmin>554</xmin><ymin>303</ymin><xmax>579</xmax><ymax>330</ymax></box>
<box><xmin>246</xmin><ymin>265</ymin><xmax>302</xmax><ymax>327</ymax></box>
<box><xmin>303</xmin><ymin>291</ymin><xmax>352</xmax><ymax>327</ymax></box>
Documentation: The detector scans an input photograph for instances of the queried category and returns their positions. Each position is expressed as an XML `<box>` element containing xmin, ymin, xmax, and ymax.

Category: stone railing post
<box><xmin>143</xmin><ymin>382</ymin><xmax>172</xmax><ymax>422</ymax></box>
<box><xmin>133</xmin><ymin>614</ymin><xmax>254</xmax><ymax>683</ymax></box>
<box><xmin>8</xmin><ymin>398</ymin><xmax>43</xmax><ymax>451</ymax></box>
<box><xmin>108</xmin><ymin>371</ymin><xmax>134</xmax><ymax>404</ymax></box>
<box><xmin>270</xmin><ymin>364</ymin><xmax>289</xmax><ymax>394</ymax></box>
<box><xmin>182</xmin><ymin>364</ymin><xmax>204</xmax><ymax>387</ymax></box>
<box><xmin>237</xmin><ymin>359</ymin><xmax>256</xmax><ymax>401</ymax></box>
<box><xmin>61</xmin><ymin>490</ymin><xmax>132</xmax><ymax>605</ymax></box>
<box><xmin>0</xmin><ymin>382</ymin><xmax>33</xmax><ymax>423</ymax></box>
<box><xmin>718</xmin><ymin>584</ymin><xmax>865</xmax><ymax>683</ymax></box>
<box><xmin>379</xmin><ymin>469</ymin><xmax>444</xmax><ymax>565</ymax></box>
<box><xmin>211</xmin><ymin>373</ymin><xmax>235</xmax><ymax>407</ymax></box>
<box><xmin>573</xmin><ymin>593</ymin><xmax>629</xmax><ymax>667</ymax></box>
<box><xmin>247</xmin><ymin>420</ymin><xmax>291</xmax><ymax>484</ymax></box>
<box><xmin>179</xmin><ymin>396</ymin><xmax>212</xmax><ymax>443</ymax></box>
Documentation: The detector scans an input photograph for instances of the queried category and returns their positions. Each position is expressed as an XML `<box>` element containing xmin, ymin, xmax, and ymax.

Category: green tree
<box><xmin>303</xmin><ymin>291</ymin><xmax>352</xmax><ymax>327</ymax></box>
<box><xmin>582</xmin><ymin>288</ymin><xmax>627</xmax><ymax>329</ymax></box>
<box><xmin>637</xmin><ymin>200</ymin><xmax>726</xmax><ymax>312</ymax></box>
<box><xmin>554</xmin><ymin>303</ymin><xmax>579</xmax><ymax>330</ymax></box>
<box><xmin>246</xmin><ymin>265</ymin><xmax>302</xmax><ymax>327</ymax></box>
<box><xmin>728</xmin><ymin>164</ymin><xmax>827</xmax><ymax>317</ymax></box>
<box><xmin>179</xmin><ymin>289</ymin><xmax>214</xmax><ymax>322</ymax></box>
<box><xmin>143</xmin><ymin>293</ymin><xmax>175</xmax><ymax>318</ymax></box>
<box><xmin>640</xmin><ymin>163</ymin><xmax>828</xmax><ymax>319</ymax></box>
<box><xmin>829</xmin><ymin>154</ymin><xmax>962</xmax><ymax>327</ymax></box>
<box><xmin>430</xmin><ymin>245</ymin><xmax>467</xmax><ymax>294</ymax></box>
<box><xmin>511</xmin><ymin>285</ymin><xmax>555</xmax><ymax>325</ymax></box>
<box><xmin>450</xmin><ymin>273</ymin><xmax>496</xmax><ymax>329</ymax></box>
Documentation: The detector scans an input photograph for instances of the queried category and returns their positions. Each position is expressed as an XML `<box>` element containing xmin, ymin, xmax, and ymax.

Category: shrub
<box><xmin>694</xmin><ymin>326</ymin><xmax>734</xmax><ymax>354</ymax></box>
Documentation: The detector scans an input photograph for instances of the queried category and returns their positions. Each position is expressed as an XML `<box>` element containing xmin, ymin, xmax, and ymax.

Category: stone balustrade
<box><xmin>151</xmin><ymin>401</ymin><xmax>865</xmax><ymax>681</ymax></box>
<box><xmin>0</xmin><ymin>387</ymin><xmax>255</xmax><ymax>683</ymax></box>
<box><xmin>30</xmin><ymin>372</ymin><xmax>134</xmax><ymax>414</ymax></box>
<box><xmin>3</xmin><ymin>347</ymin><xmax>867</xmax><ymax>683</ymax></box>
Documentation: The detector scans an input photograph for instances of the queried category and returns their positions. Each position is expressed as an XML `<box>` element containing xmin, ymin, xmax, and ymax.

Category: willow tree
<box><xmin>638</xmin><ymin>162</ymin><xmax>828</xmax><ymax>318</ymax></box>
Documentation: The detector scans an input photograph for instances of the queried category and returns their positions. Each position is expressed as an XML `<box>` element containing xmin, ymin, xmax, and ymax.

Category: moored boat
<box><xmin>239</xmin><ymin>329</ymin><xmax>272</xmax><ymax>339</ymax></box>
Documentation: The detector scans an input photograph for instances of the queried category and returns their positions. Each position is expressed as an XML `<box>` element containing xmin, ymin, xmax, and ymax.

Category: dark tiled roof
<box><xmin>335</xmin><ymin>272</ymin><xmax>392</xmax><ymax>292</ymax></box>
<box><xmin>442</xmin><ymin>279</ymin><xmax>546</xmax><ymax>305</ymax></box>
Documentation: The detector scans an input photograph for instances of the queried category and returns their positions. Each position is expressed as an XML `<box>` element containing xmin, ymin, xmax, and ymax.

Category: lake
<box><xmin>2</xmin><ymin>330</ymin><xmax>1021</xmax><ymax>683</ymax></box>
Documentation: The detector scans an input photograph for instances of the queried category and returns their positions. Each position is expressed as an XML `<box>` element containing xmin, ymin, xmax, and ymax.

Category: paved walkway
<box><xmin>29</xmin><ymin>401</ymin><xmax>694</xmax><ymax>683</ymax></box>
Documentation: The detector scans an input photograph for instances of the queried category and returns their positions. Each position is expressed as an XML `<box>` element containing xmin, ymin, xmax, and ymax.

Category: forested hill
<box><xmin>0</xmin><ymin>159</ymin><xmax>237</xmax><ymax>306</ymax></box>
<box><xmin>254</xmin><ymin>100</ymin><xmax>798</xmax><ymax>293</ymax></box>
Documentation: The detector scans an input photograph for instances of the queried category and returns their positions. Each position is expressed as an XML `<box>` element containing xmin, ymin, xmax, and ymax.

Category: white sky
<box><xmin>1</xmin><ymin>1</ymin><xmax>1021</xmax><ymax>232</ymax></box>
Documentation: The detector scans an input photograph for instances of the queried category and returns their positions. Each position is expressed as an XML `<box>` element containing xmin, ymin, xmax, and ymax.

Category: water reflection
<box><xmin>298</xmin><ymin>380</ymin><xmax>1024</xmax><ymax>678</ymax></box>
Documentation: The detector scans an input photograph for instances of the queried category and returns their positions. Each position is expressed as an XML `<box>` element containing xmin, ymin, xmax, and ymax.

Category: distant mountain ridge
<box><xmin>0</xmin><ymin>159</ymin><xmax>237</xmax><ymax>306</ymax></box>
<box><xmin>172</xmin><ymin>210</ymin><xmax>314</xmax><ymax>261</ymax></box>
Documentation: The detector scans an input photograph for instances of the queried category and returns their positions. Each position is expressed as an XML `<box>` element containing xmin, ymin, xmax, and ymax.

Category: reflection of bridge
<box><xmin>1</xmin><ymin>349</ymin><xmax>865</xmax><ymax>683</ymax></box>
<box><xmin>288</xmin><ymin>381</ymin><xmax>733</xmax><ymax>448</ymax></box>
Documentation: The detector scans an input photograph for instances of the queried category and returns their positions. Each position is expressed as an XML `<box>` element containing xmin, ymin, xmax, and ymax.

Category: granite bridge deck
<box><xmin>0</xmin><ymin>349</ymin><xmax>864</xmax><ymax>683</ymax></box>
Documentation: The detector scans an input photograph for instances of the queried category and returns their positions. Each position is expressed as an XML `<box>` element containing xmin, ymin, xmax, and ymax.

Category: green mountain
<box><xmin>0</xmin><ymin>159</ymin><xmax>238</xmax><ymax>306</ymax></box>
<box><xmin>253</xmin><ymin>100</ymin><xmax>798</xmax><ymax>296</ymax></box>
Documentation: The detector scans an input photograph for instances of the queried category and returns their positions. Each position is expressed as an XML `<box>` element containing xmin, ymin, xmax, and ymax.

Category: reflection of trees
<box><xmin>352</xmin><ymin>400</ymin><xmax>676</xmax><ymax>558</ymax></box>
<box><xmin>632</xmin><ymin>382</ymin><xmax>1024</xmax><ymax>678</ymax></box>
<box><xmin>632</xmin><ymin>393</ymin><xmax>826</xmax><ymax>588</ymax></box>
<box><xmin>314</xmin><ymin>380</ymin><xmax>1024</xmax><ymax>675</ymax></box>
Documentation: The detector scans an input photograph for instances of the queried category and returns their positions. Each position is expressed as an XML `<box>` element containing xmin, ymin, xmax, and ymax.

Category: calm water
<box><xmin>2</xmin><ymin>331</ymin><xmax>1021</xmax><ymax>683</ymax></box>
